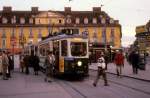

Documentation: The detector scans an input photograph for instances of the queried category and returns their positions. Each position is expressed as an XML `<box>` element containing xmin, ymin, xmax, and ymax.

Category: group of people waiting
<box><xmin>20</xmin><ymin>52</ymin><xmax>40</xmax><ymax>75</ymax></box>
<box><xmin>20</xmin><ymin>50</ymin><xmax>55</xmax><ymax>82</ymax></box>
<box><xmin>0</xmin><ymin>50</ymin><xmax>55</xmax><ymax>83</ymax></box>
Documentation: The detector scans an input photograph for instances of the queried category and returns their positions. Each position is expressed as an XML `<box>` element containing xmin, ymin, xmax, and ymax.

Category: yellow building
<box><xmin>135</xmin><ymin>21</ymin><xmax>150</xmax><ymax>54</ymax></box>
<box><xmin>0</xmin><ymin>6</ymin><xmax>122</xmax><ymax>53</ymax></box>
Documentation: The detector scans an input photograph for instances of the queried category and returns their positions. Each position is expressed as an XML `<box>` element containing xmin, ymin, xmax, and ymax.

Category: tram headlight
<box><xmin>77</xmin><ymin>61</ymin><xmax>82</xmax><ymax>67</ymax></box>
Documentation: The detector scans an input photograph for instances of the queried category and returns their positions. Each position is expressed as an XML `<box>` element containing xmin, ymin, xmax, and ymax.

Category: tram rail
<box><xmin>89</xmin><ymin>69</ymin><xmax>150</xmax><ymax>95</ymax></box>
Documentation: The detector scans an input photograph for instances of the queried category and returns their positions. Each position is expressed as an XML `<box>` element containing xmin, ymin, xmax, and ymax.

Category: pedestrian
<box><xmin>114</xmin><ymin>50</ymin><xmax>124</xmax><ymax>77</ymax></box>
<box><xmin>20</xmin><ymin>55</ymin><xmax>25</xmax><ymax>73</ymax></box>
<box><xmin>104</xmin><ymin>52</ymin><xmax>109</xmax><ymax>70</ymax></box>
<box><xmin>128</xmin><ymin>50</ymin><xmax>140</xmax><ymax>74</ymax></box>
<box><xmin>2</xmin><ymin>51</ymin><xmax>9</xmax><ymax>80</ymax></box>
<box><xmin>30</xmin><ymin>52</ymin><xmax>40</xmax><ymax>75</ymax></box>
<box><xmin>23</xmin><ymin>55</ymin><xmax>30</xmax><ymax>75</ymax></box>
<box><xmin>93</xmin><ymin>52</ymin><xmax>109</xmax><ymax>87</ymax></box>
<box><xmin>6</xmin><ymin>52</ymin><xmax>13</xmax><ymax>78</ymax></box>
<box><xmin>0</xmin><ymin>51</ymin><xmax>2</xmax><ymax>75</ymax></box>
<box><xmin>44</xmin><ymin>51</ymin><xmax>55</xmax><ymax>82</ymax></box>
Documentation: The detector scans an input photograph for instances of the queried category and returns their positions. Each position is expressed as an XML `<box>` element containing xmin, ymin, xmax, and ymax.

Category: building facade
<box><xmin>135</xmin><ymin>20</ymin><xmax>150</xmax><ymax>54</ymax></box>
<box><xmin>0</xmin><ymin>6</ymin><xmax>122</xmax><ymax>54</ymax></box>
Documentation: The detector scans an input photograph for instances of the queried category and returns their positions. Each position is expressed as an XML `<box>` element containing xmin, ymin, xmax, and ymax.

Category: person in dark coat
<box><xmin>7</xmin><ymin>52</ymin><xmax>13</xmax><ymax>78</ymax></box>
<box><xmin>23</xmin><ymin>55</ymin><xmax>30</xmax><ymax>75</ymax></box>
<box><xmin>30</xmin><ymin>53</ymin><xmax>40</xmax><ymax>75</ymax></box>
<box><xmin>128</xmin><ymin>51</ymin><xmax>140</xmax><ymax>74</ymax></box>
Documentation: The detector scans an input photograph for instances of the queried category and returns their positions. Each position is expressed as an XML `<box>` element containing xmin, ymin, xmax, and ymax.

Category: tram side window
<box><xmin>61</xmin><ymin>40</ymin><xmax>67</xmax><ymax>56</ymax></box>
<box><xmin>39</xmin><ymin>48</ymin><xmax>43</xmax><ymax>56</ymax></box>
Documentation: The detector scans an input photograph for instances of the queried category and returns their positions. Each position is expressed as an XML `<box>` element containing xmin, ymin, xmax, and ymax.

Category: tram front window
<box><xmin>71</xmin><ymin>42</ymin><xmax>87</xmax><ymax>56</ymax></box>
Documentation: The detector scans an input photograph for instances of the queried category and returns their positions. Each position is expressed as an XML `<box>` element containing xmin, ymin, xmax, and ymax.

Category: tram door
<box><xmin>53</xmin><ymin>41</ymin><xmax>60</xmax><ymax>71</ymax></box>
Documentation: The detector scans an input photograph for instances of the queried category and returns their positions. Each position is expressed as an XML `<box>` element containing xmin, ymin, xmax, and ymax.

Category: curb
<box><xmin>89</xmin><ymin>68</ymin><xmax>150</xmax><ymax>82</ymax></box>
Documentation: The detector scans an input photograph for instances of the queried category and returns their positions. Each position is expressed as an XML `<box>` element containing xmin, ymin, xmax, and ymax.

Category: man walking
<box><xmin>114</xmin><ymin>50</ymin><xmax>124</xmax><ymax>77</ymax></box>
<box><xmin>93</xmin><ymin>52</ymin><xmax>109</xmax><ymax>87</ymax></box>
<box><xmin>129</xmin><ymin>50</ymin><xmax>140</xmax><ymax>74</ymax></box>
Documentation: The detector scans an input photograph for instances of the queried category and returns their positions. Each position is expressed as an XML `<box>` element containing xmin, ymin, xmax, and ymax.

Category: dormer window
<box><xmin>48</xmin><ymin>19</ymin><xmax>51</xmax><ymax>24</ymax></box>
<box><xmin>101</xmin><ymin>18</ymin><xmax>106</xmax><ymax>24</ymax></box>
<box><xmin>38</xmin><ymin>19</ymin><xmax>41</xmax><ymax>24</ymax></box>
<box><xmin>11</xmin><ymin>16</ymin><xmax>16</xmax><ymax>24</ymax></box>
<box><xmin>29</xmin><ymin>18</ymin><xmax>33</xmax><ymax>24</ymax></box>
<box><xmin>109</xmin><ymin>18</ymin><xmax>114</xmax><ymax>24</ymax></box>
<box><xmin>84</xmin><ymin>18</ymin><xmax>88</xmax><ymax>24</ymax></box>
<box><xmin>66</xmin><ymin>18</ymin><xmax>71</xmax><ymax>24</ymax></box>
<box><xmin>93</xmin><ymin>18</ymin><xmax>97</xmax><ymax>24</ymax></box>
<box><xmin>2</xmin><ymin>17</ymin><xmax>8</xmax><ymax>24</ymax></box>
<box><xmin>76</xmin><ymin>18</ymin><xmax>80</xmax><ymax>24</ymax></box>
<box><xmin>20</xmin><ymin>17</ymin><xmax>25</xmax><ymax>24</ymax></box>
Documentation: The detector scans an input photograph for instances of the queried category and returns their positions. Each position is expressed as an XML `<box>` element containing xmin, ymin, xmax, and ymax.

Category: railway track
<box><xmin>89</xmin><ymin>70</ymin><xmax>150</xmax><ymax>95</ymax></box>
<box><xmin>56</xmin><ymin>79</ymin><xmax>87</xmax><ymax>98</ymax></box>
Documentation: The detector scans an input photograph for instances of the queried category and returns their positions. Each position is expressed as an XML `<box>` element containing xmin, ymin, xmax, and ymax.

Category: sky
<box><xmin>0</xmin><ymin>0</ymin><xmax>150</xmax><ymax>47</ymax></box>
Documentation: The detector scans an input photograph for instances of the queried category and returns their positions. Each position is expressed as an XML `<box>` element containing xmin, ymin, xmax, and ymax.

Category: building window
<box><xmin>59</xmin><ymin>19</ymin><xmax>62</xmax><ymax>24</ymax></box>
<box><xmin>101</xmin><ymin>18</ymin><xmax>106</xmax><ymax>24</ymax></box>
<box><xmin>76</xmin><ymin>18</ymin><xmax>80</xmax><ymax>24</ymax></box>
<box><xmin>29</xmin><ymin>27</ymin><xmax>33</xmax><ymax>38</ymax></box>
<box><xmin>38</xmin><ymin>19</ymin><xmax>41</xmax><ymax>24</ymax></box>
<box><xmin>102</xmin><ymin>28</ymin><xmax>106</xmax><ymax>43</ymax></box>
<box><xmin>110</xmin><ymin>28</ymin><xmax>114</xmax><ymax>46</ymax></box>
<box><xmin>1</xmin><ymin>29</ymin><xmax>6</xmax><ymax>38</ymax></box>
<box><xmin>61</xmin><ymin>40</ymin><xmax>67</xmax><ymax>56</ymax></box>
<box><xmin>84</xmin><ymin>18</ymin><xmax>88</xmax><ymax>24</ymax></box>
<box><xmin>29</xmin><ymin>18</ymin><xmax>33</xmax><ymax>24</ymax></box>
<box><xmin>2</xmin><ymin>17</ymin><xmax>8</xmax><ymax>24</ymax></box>
<box><xmin>48</xmin><ymin>19</ymin><xmax>51</xmax><ymax>24</ymax></box>
<box><xmin>66</xmin><ymin>18</ymin><xmax>71</xmax><ymax>24</ymax></box>
<box><xmin>37</xmin><ymin>28</ymin><xmax>42</xmax><ymax>42</ymax></box>
<box><xmin>11</xmin><ymin>28</ymin><xmax>15</xmax><ymax>38</ymax></box>
<box><xmin>93</xmin><ymin>28</ymin><xmax>98</xmax><ymax>43</ymax></box>
<box><xmin>93</xmin><ymin>18</ymin><xmax>97</xmax><ymax>24</ymax></box>
<box><xmin>109</xmin><ymin>18</ymin><xmax>114</xmax><ymax>24</ymax></box>
<box><xmin>20</xmin><ymin>17</ymin><xmax>25</xmax><ymax>24</ymax></box>
<box><xmin>19</xmin><ymin>28</ymin><xmax>23</xmax><ymax>37</ymax></box>
<box><xmin>11</xmin><ymin>16</ymin><xmax>16</xmax><ymax>24</ymax></box>
<box><xmin>2</xmin><ymin>39</ymin><xmax>6</xmax><ymax>49</ymax></box>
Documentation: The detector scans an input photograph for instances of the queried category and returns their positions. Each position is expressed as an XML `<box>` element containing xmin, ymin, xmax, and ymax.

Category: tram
<box><xmin>39</xmin><ymin>34</ymin><xmax>89</xmax><ymax>76</ymax></box>
<box><xmin>25</xmin><ymin>32</ymin><xmax>89</xmax><ymax>76</ymax></box>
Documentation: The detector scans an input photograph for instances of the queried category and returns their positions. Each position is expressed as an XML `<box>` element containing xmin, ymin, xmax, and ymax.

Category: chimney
<box><xmin>3</xmin><ymin>6</ymin><xmax>12</xmax><ymax>13</ymax></box>
<box><xmin>93</xmin><ymin>7</ymin><xmax>101</xmax><ymax>13</ymax></box>
<box><xmin>65</xmin><ymin>7</ymin><xmax>71</xmax><ymax>13</ymax></box>
<box><xmin>114</xmin><ymin>20</ymin><xmax>119</xmax><ymax>24</ymax></box>
<box><xmin>31</xmin><ymin>7</ymin><xmax>38</xmax><ymax>13</ymax></box>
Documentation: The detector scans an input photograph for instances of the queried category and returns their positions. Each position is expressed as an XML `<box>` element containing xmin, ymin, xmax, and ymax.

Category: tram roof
<box><xmin>39</xmin><ymin>34</ymin><xmax>87</xmax><ymax>44</ymax></box>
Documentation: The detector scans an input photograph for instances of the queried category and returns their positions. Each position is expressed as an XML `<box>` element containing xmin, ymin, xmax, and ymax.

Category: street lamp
<box><xmin>110</xmin><ymin>45</ymin><xmax>113</xmax><ymax>62</ymax></box>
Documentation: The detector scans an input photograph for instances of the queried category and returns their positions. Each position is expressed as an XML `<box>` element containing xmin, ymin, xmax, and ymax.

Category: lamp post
<box><xmin>110</xmin><ymin>45</ymin><xmax>112</xmax><ymax>62</ymax></box>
